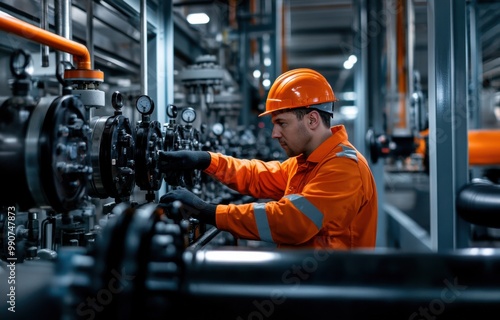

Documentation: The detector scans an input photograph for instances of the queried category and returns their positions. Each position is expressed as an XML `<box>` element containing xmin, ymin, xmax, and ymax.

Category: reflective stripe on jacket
<box><xmin>205</xmin><ymin>125</ymin><xmax>378</xmax><ymax>249</ymax></box>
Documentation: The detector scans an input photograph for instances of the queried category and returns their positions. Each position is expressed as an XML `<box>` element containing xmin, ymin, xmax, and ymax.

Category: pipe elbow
<box><xmin>456</xmin><ymin>182</ymin><xmax>500</xmax><ymax>228</ymax></box>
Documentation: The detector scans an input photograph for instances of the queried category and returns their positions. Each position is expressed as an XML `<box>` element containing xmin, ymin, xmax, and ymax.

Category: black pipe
<box><xmin>456</xmin><ymin>182</ymin><xmax>500</xmax><ymax>228</ymax></box>
<box><xmin>178</xmin><ymin>248</ymin><xmax>500</xmax><ymax>319</ymax></box>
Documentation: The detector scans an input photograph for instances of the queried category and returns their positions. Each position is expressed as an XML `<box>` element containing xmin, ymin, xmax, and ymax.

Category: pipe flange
<box><xmin>26</xmin><ymin>95</ymin><xmax>92</xmax><ymax>212</ymax></box>
<box><xmin>135</xmin><ymin>120</ymin><xmax>164</xmax><ymax>191</ymax></box>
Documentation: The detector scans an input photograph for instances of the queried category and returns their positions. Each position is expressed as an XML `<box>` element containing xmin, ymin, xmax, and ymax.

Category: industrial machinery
<box><xmin>1</xmin><ymin>3</ymin><xmax>500</xmax><ymax>320</ymax></box>
<box><xmin>88</xmin><ymin>91</ymin><xmax>136</xmax><ymax>204</ymax></box>
<box><xmin>0</xmin><ymin>49</ymin><xmax>91</xmax><ymax>213</ymax></box>
<box><xmin>4</xmin><ymin>202</ymin><xmax>500</xmax><ymax>320</ymax></box>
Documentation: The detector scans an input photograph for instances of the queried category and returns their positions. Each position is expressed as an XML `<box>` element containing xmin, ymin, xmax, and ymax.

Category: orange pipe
<box><xmin>468</xmin><ymin>129</ymin><xmax>500</xmax><ymax>166</ymax></box>
<box><xmin>0</xmin><ymin>11</ymin><xmax>91</xmax><ymax>70</ymax></box>
<box><xmin>396</xmin><ymin>0</ymin><xmax>407</xmax><ymax>130</ymax></box>
<box><xmin>281</xmin><ymin>1</ymin><xmax>288</xmax><ymax>73</ymax></box>
<box><xmin>229</xmin><ymin>0</ymin><xmax>238</xmax><ymax>28</ymax></box>
<box><xmin>414</xmin><ymin>129</ymin><xmax>500</xmax><ymax>166</ymax></box>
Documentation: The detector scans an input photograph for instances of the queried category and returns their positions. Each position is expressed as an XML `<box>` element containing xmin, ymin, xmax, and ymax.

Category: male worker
<box><xmin>159</xmin><ymin>68</ymin><xmax>378</xmax><ymax>249</ymax></box>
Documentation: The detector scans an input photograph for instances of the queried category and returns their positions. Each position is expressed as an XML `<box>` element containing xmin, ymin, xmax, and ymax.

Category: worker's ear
<box><xmin>308</xmin><ymin>111</ymin><xmax>320</xmax><ymax>127</ymax></box>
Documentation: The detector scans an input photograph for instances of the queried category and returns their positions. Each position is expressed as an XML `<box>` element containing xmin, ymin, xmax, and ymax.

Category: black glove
<box><xmin>159</xmin><ymin>188</ymin><xmax>216</xmax><ymax>225</ymax></box>
<box><xmin>159</xmin><ymin>150</ymin><xmax>211</xmax><ymax>173</ymax></box>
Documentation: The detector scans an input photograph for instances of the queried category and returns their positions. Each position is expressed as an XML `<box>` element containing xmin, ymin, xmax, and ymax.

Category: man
<box><xmin>159</xmin><ymin>68</ymin><xmax>378</xmax><ymax>249</ymax></box>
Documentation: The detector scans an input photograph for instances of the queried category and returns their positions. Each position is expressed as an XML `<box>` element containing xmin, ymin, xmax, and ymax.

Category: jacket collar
<box><xmin>302</xmin><ymin>125</ymin><xmax>348</xmax><ymax>164</ymax></box>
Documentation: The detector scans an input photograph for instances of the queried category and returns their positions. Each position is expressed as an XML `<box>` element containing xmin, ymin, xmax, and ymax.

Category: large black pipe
<box><xmin>175</xmin><ymin>247</ymin><xmax>500</xmax><ymax>319</ymax></box>
<box><xmin>456</xmin><ymin>182</ymin><xmax>500</xmax><ymax>228</ymax></box>
<box><xmin>9</xmin><ymin>239</ymin><xmax>500</xmax><ymax>320</ymax></box>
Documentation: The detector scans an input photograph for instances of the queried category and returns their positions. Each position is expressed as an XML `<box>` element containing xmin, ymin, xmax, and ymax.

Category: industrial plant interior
<box><xmin>1</xmin><ymin>0</ymin><xmax>500</xmax><ymax>319</ymax></box>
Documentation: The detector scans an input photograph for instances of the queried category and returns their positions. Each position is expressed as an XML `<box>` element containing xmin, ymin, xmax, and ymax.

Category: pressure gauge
<box><xmin>136</xmin><ymin>95</ymin><xmax>154</xmax><ymax>115</ymax></box>
<box><xmin>181</xmin><ymin>107</ymin><xmax>196</xmax><ymax>123</ymax></box>
<box><xmin>212</xmin><ymin>123</ymin><xmax>224</xmax><ymax>136</ymax></box>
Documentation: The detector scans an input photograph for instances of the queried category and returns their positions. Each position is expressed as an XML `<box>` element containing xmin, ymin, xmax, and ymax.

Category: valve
<box><xmin>88</xmin><ymin>91</ymin><xmax>135</xmax><ymax>203</ymax></box>
<box><xmin>134</xmin><ymin>95</ymin><xmax>164</xmax><ymax>200</ymax></box>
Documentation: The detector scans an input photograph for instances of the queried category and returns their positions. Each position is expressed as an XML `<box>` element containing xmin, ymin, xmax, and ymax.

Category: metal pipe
<box><xmin>140</xmin><ymin>0</ymin><xmax>148</xmax><ymax>95</ymax></box>
<box><xmin>182</xmin><ymin>248</ymin><xmax>500</xmax><ymax>318</ymax></box>
<box><xmin>457</xmin><ymin>182</ymin><xmax>500</xmax><ymax>228</ymax></box>
<box><xmin>86</xmin><ymin>0</ymin><xmax>94</xmax><ymax>69</ymax></box>
<box><xmin>0</xmin><ymin>10</ymin><xmax>92</xmax><ymax>70</ymax></box>
<box><xmin>58</xmin><ymin>0</ymin><xmax>72</xmax><ymax>44</ymax></box>
<box><xmin>55</xmin><ymin>0</ymin><xmax>73</xmax><ymax>94</ymax></box>
<box><xmin>41</xmin><ymin>0</ymin><xmax>50</xmax><ymax>67</ymax></box>
<box><xmin>186</xmin><ymin>226</ymin><xmax>222</xmax><ymax>250</ymax></box>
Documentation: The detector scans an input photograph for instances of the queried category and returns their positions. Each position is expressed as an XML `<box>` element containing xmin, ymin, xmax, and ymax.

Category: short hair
<box><xmin>291</xmin><ymin>107</ymin><xmax>331</xmax><ymax>127</ymax></box>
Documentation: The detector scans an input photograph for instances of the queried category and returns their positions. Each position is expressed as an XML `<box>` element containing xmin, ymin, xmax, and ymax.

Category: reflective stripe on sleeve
<box><xmin>337</xmin><ymin>144</ymin><xmax>358</xmax><ymax>162</ymax></box>
<box><xmin>284</xmin><ymin>194</ymin><xmax>324</xmax><ymax>229</ymax></box>
<box><xmin>253</xmin><ymin>202</ymin><xmax>274</xmax><ymax>242</ymax></box>
<box><xmin>253</xmin><ymin>195</ymin><xmax>324</xmax><ymax>243</ymax></box>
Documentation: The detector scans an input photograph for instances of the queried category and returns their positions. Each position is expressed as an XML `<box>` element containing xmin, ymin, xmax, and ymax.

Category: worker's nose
<box><xmin>271</xmin><ymin>125</ymin><xmax>281</xmax><ymax>139</ymax></box>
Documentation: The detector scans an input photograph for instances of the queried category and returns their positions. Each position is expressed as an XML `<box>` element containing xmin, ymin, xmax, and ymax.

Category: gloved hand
<box><xmin>159</xmin><ymin>188</ymin><xmax>216</xmax><ymax>225</ymax></box>
<box><xmin>158</xmin><ymin>150</ymin><xmax>211</xmax><ymax>172</ymax></box>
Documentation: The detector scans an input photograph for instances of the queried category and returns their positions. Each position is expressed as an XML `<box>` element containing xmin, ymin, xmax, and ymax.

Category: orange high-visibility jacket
<box><xmin>205</xmin><ymin>125</ymin><xmax>378</xmax><ymax>249</ymax></box>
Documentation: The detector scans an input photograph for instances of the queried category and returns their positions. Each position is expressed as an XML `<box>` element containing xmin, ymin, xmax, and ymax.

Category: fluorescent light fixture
<box><xmin>187</xmin><ymin>13</ymin><xmax>210</xmax><ymax>25</ymax></box>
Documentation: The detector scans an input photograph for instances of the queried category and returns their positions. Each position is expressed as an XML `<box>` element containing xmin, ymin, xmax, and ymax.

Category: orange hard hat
<box><xmin>260</xmin><ymin>68</ymin><xmax>337</xmax><ymax>117</ymax></box>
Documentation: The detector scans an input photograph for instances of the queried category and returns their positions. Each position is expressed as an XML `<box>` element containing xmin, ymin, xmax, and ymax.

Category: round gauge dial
<box><xmin>136</xmin><ymin>95</ymin><xmax>154</xmax><ymax>115</ymax></box>
<box><xmin>181</xmin><ymin>107</ymin><xmax>197</xmax><ymax>123</ymax></box>
<box><xmin>212</xmin><ymin>123</ymin><xmax>224</xmax><ymax>136</ymax></box>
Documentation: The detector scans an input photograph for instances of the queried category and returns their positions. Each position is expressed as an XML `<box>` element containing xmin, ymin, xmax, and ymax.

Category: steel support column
<box><xmin>153</xmin><ymin>0</ymin><xmax>174</xmax><ymax>200</ymax></box>
<box><xmin>237</xmin><ymin>7</ymin><xmax>250</xmax><ymax>127</ymax></box>
<box><xmin>427</xmin><ymin>0</ymin><xmax>470</xmax><ymax>251</ymax></box>
<box><xmin>467</xmin><ymin>0</ymin><xmax>481</xmax><ymax>130</ymax></box>
<box><xmin>354</xmin><ymin>0</ymin><xmax>387</xmax><ymax>247</ymax></box>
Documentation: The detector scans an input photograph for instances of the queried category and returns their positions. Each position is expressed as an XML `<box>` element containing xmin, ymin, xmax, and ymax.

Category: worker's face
<box><xmin>271</xmin><ymin>111</ymin><xmax>311</xmax><ymax>157</ymax></box>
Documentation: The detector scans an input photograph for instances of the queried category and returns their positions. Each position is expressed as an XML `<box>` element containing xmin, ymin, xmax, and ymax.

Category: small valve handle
<box><xmin>112</xmin><ymin>91</ymin><xmax>124</xmax><ymax>115</ymax></box>
<box><xmin>10</xmin><ymin>49</ymin><xmax>32</xmax><ymax>79</ymax></box>
<box><xmin>166</xmin><ymin>104</ymin><xmax>178</xmax><ymax>118</ymax></box>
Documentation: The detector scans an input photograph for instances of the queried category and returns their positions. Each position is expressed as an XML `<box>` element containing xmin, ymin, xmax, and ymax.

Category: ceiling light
<box><xmin>343</xmin><ymin>60</ymin><xmax>354</xmax><ymax>69</ymax></box>
<box><xmin>187</xmin><ymin>13</ymin><xmax>210</xmax><ymax>25</ymax></box>
<box><xmin>343</xmin><ymin>54</ymin><xmax>358</xmax><ymax>70</ymax></box>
